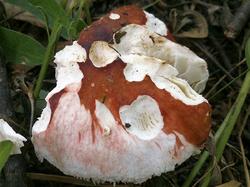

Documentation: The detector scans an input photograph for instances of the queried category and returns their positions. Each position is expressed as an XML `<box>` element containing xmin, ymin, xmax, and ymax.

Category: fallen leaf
<box><xmin>169</xmin><ymin>9</ymin><xmax>208</xmax><ymax>38</ymax></box>
<box><xmin>216</xmin><ymin>180</ymin><xmax>241</xmax><ymax>187</ymax></box>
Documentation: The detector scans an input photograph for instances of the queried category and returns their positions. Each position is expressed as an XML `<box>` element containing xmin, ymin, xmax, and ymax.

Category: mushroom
<box><xmin>32</xmin><ymin>5</ymin><xmax>211</xmax><ymax>183</ymax></box>
<box><xmin>0</xmin><ymin>119</ymin><xmax>26</xmax><ymax>155</ymax></box>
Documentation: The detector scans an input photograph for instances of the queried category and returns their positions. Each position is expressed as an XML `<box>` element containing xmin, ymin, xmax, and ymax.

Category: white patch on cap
<box><xmin>119</xmin><ymin>95</ymin><xmax>164</xmax><ymax>140</ymax></box>
<box><xmin>110</xmin><ymin>24</ymin><xmax>208</xmax><ymax>105</ymax></box>
<box><xmin>113</xmin><ymin>24</ymin><xmax>153</xmax><ymax>55</ymax></box>
<box><xmin>86</xmin><ymin>24</ymin><xmax>208</xmax><ymax>105</ymax></box>
<box><xmin>121</xmin><ymin>54</ymin><xmax>163</xmax><ymax>82</ymax></box>
<box><xmin>32</xmin><ymin>41</ymin><xmax>86</xmax><ymax>134</ymax></box>
<box><xmin>151</xmin><ymin>64</ymin><xmax>205</xmax><ymax>105</ymax></box>
<box><xmin>112</xmin><ymin>24</ymin><xmax>208</xmax><ymax>92</ymax></box>
<box><xmin>109</xmin><ymin>13</ymin><xmax>120</xmax><ymax>20</ymax></box>
<box><xmin>89</xmin><ymin>41</ymin><xmax>118</xmax><ymax>67</ymax></box>
<box><xmin>144</xmin><ymin>11</ymin><xmax>168</xmax><ymax>36</ymax></box>
<box><xmin>0</xmin><ymin>119</ymin><xmax>27</xmax><ymax>154</ymax></box>
<box><xmin>95</xmin><ymin>100</ymin><xmax>117</xmax><ymax>135</ymax></box>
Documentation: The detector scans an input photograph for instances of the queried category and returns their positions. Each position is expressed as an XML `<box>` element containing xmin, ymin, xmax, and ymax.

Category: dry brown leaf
<box><xmin>169</xmin><ymin>9</ymin><xmax>208</xmax><ymax>38</ymax></box>
<box><xmin>216</xmin><ymin>180</ymin><xmax>241</xmax><ymax>187</ymax></box>
<box><xmin>1</xmin><ymin>1</ymin><xmax>44</xmax><ymax>28</ymax></box>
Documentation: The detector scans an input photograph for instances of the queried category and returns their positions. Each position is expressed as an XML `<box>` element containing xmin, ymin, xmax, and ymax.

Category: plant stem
<box><xmin>200</xmin><ymin>70</ymin><xmax>250</xmax><ymax>187</ymax></box>
<box><xmin>83</xmin><ymin>0</ymin><xmax>92</xmax><ymax>24</ymax></box>
<box><xmin>183</xmin><ymin>70</ymin><xmax>250</xmax><ymax>187</ymax></box>
<box><xmin>183</xmin><ymin>37</ymin><xmax>250</xmax><ymax>187</ymax></box>
<box><xmin>33</xmin><ymin>22</ymin><xmax>62</xmax><ymax>99</ymax></box>
<box><xmin>0</xmin><ymin>140</ymin><xmax>13</xmax><ymax>172</ymax></box>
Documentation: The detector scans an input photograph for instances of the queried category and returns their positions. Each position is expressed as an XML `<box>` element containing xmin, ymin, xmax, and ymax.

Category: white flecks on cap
<box><xmin>50</xmin><ymin>41</ymin><xmax>86</xmax><ymax>98</ymax></box>
<box><xmin>85</xmin><ymin>24</ymin><xmax>208</xmax><ymax>105</ymax></box>
<box><xmin>121</xmin><ymin>54</ymin><xmax>163</xmax><ymax>82</ymax></box>
<box><xmin>157</xmin><ymin>39</ymin><xmax>209</xmax><ymax>93</ymax></box>
<box><xmin>95</xmin><ymin>100</ymin><xmax>117</xmax><ymax>136</ymax></box>
<box><xmin>111</xmin><ymin>24</ymin><xmax>208</xmax><ymax>105</ymax></box>
<box><xmin>0</xmin><ymin>119</ymin><xmax>27</xmax><ymax>154</ymax></box>
<box><xmin>113</xmin><ymin>24</ymin><xmax>153</xmax><ymax>56</ymax></box>
<box><xmin>109</xmin><ymin>13</ymin><xmax>120</xmax><ymax>20</ymax></box>
<box><xmin>150</xmin><ymin>63</ymin><xmax>206</xmax><ymax>105</ymax></box>
<box><xmin>144</xmin><ymin>11</ymin><xmax>168</xmax><ymax>36</ymax></box>
<box><xmin>119</xmin><ymin>95</ymin><xmax>164</xmax><ymax>140</ymax></box>
<box><xmin>54</xmin><ymin>41</ymin><xmax>86</xmax><ymax>66</ymax></box>
<box><xmin>33</xmin><ymin>41</ymin><xmax>86</xmax><ymax>134</ymax></box>
<box><xmin>111</xmin><ymin>24</ymin><xmax>208</xmax><ymax>93</ymax></box>
<box><xmin>89</xmin><ymin>41</ymin><xmax>119</xmax><ymax>67</ymax></box>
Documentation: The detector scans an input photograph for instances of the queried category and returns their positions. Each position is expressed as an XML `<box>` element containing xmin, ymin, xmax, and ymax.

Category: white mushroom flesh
<box><xmin>89</xmin><ymin>24</ymin><xmax>209</xmax><ymax>105</ymax></box>
<box><xmin>32</xmin><ymin>41</ymin><xmax>86</xmax><ymax>134</ymax></box>
<box><xmin>112</xmin><ymin>24</ymin><xmax>208</xmax><ymax>94</ymax></box>
<box><xmin>89</xmin><ymin>41</ymin><xmax>118</xmax><ymax>67</ymax></box>
<box><xmin>119</xmin><ymin>95</ymin><xmax>164</xmax><ymax>140</ymax></box>
<box><xmin>144</xmin><ymin>11</ymin><xmax>168</xmax><ymax>36</ymax></box>
<box><xmin>95</xmin><ymin>100</ymin><xmax>117</xmax><ymax>136</ymax></box>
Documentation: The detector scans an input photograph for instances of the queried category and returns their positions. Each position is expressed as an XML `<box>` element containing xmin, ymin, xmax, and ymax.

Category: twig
<box><xmin>205</xmin><ymin>59</ymin><xmax>246</xmax><ymax>98</ymax></box>
<box><xmin>209</xmin><ymin>35</ymin><xmax>232</xmax><ymax>69</ymax></box>
<box><xmin>191</xmin><ymin>41</ymin><xmax>234</xmax><ymax>79</ymax></box>
<box><xmin>208</xmin><ymin>69</ymin><xmax>248</xmax><ymax>100</ymax></box>
<box><xmin>225</xmin><ymin>1</ymin><xmax>250</xmax><ymax>39</ymax></box>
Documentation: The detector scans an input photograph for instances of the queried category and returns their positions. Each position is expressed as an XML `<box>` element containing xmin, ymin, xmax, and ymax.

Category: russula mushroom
<box><xmin>32</xmin><ymin>5</ymin><xmax>211</xmax><ymax>183</ymax></box>
<box><xmin>0</xmin><ymin>119</ymin><xmax>26</xmax><ymax>154</ymax></box>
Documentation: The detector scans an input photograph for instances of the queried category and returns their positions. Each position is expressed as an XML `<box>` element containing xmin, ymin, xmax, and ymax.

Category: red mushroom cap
<box><xmin>32</xmin><ymin>5</ymin><xmax>211</xmax><ymax>183</ymax></box>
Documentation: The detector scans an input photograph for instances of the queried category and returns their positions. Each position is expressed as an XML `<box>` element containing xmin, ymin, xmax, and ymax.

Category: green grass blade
<box><xmin>200</xmin><ymin>70</ymin><xmax>250</xmax><ymax>186</ymax></box>
<box><xmin>246</xmin><ymin>37</ymin><xmax>250</xmax><ymax>68</ymax></box>
<box><xmin>0</xmin><ymin>26</ymin><xmax>45</xmax><ymax>65</ymax></box>
<box><xmin>0</xmin><ymin>140</ymin><xmax>13</xmax><ymax>172</ymax></box>
<box><xmin>183</xmin><ymin>37</ymin><xmax>250</xmax><ymax>187</ymax></box>
<box><xmin>33</xmin><ymin>22</ymin><xmax>63</xmax><ymax>99</ymax></box>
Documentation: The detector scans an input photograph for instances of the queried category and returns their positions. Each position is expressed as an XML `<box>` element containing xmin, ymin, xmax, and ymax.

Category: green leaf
<box><xmin>68</xmin><ymin>19</ymin><xmax>86</xmax><ymax>40</ymax></box>
<box><xmin>27</xmin><ymin>0</ymin><xmax>70</xmax><ymax>27</ymax></box>
<box><xmin>6</xmin><ymin>0</ymin><xmax>43</xmax><ymax>21</ymax></box>
<box><xmin>0</xmin><ymin>26</ymin><xmax>45</xmax><ymax>65</ymax></box>
<box><xmin>6</xmin><ymin>0</ymin><xmax>71</xmax><ymax>39</ymax></box>
<box><xmin>0</xmin><ymin>140</ymin><xmax>13</xmax><ymax>172</ymax></box>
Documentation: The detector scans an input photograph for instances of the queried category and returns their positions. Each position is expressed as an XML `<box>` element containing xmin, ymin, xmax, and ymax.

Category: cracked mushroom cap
<box><xmin>32</xmin><ymin>5</ymin><xmax>211</xmax><ymax>183</ymax></box>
